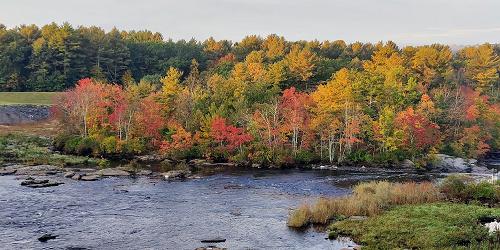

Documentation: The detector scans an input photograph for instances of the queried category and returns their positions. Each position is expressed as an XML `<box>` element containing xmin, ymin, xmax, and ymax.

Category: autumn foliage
<box><xmin>52</xmin><ymin>39</ymin><xmax>500</xmax><ymax>166</ymax></box>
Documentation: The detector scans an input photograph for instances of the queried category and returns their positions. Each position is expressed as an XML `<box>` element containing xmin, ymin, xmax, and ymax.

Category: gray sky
<box><xmin>1</xmin><ymin>0</ymin><xmax>499</xmax><ymax>45</ymax></box>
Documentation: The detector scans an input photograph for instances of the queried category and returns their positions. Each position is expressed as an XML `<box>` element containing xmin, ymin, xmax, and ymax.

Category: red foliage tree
<box><xmin>210</xmin><ymin>117</ymin><xmax>252</xmax><ymax>152</ymax></box>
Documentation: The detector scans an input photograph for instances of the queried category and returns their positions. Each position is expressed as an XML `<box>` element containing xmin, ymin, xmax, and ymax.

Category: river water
<box><xmin>0</xmin><ymin>167</ymin><xmax>433</xmax><ymax>250</ymax></box>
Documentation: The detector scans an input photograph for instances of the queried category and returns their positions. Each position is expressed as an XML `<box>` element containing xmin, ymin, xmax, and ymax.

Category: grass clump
<box><xmin>287</xmin><ymin>204</ymin><xmax>311</xmax><ymax>228</ymax></box>
<box><xmin>329</xmin><ymin>203</ymin><xmax>500</xmax><ymax>249</ymax></box>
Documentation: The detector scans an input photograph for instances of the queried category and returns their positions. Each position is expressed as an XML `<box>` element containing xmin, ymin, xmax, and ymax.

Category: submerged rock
<box><xmin>163</xmin><ymin>170</ymin><xmax>191</xmax><ymax>180</ymax></box>
<box><xmin>195</xmin><ymin>247</ymin><xmax>226</xmax><ymax>250</ymax></box>
<box><xmin>98</xmin><ymin>168</ymin><xmax>130</xmax><ymax>177</ymax></box>
<box><xmin>38</xmin><ymin>233</ymin><xmax>57</xmax><ymax>242</ymax></box>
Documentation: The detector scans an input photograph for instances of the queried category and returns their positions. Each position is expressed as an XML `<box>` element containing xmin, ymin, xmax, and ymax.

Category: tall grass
<box><xmin>288</xmin><ymin>181</ymin><xmax>442</xmax><ymax>227</ymax></box>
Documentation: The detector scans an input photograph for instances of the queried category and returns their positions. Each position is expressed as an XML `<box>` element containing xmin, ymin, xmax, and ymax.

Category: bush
<box><xmin>440</xmin><ymin>174</ymin><xmax>474</xmax><ymax>201</ymax></box>
<box><xmin>63</xmin><ymin>136</ymin><xmax>82</xmax><ymax>154</ymax></box>
<box><xmin>100</xmin><ymin>136</ymin><xmax>118</xmax><ymax>155</ymax></box>
<box><xmin>440</xmin><ymin>175</ymin><xmax>499</xmax><ymax>204</ymax></box>
<box><xmin>467</xmin><ymin>182</ymin><xmax>498</xmax><ymax>204</ymax></box>
<box><xmin>287</xmin><ymin>204</ymin><xmax>311</xmax><ymax>228</ymax></box>
<box><xmin>294</xmin><ymin>150</ymin><xmax>319</xmax><ymax>165</ymax></box>
<box><xmin>76</xmin><ymin>137</ymin><xmax>99</xmax><ymax>156</ymax></box>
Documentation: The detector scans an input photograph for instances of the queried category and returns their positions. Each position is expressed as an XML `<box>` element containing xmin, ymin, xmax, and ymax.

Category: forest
<box><xmin>1</xmin><ymin>23</ymin><xmax>499</xmax><ymax>167</ymax></box>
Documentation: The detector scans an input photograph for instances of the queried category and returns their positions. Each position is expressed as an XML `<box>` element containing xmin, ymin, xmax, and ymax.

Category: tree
<box><xmin>210</xmin><ymin>116</ymin><xmax>252</xmax><ymax>153</ymax></box>
<box><xmin>286</xmin><ymin>44</ymin><xmax>317</xmax><ymax>85</ymax></box>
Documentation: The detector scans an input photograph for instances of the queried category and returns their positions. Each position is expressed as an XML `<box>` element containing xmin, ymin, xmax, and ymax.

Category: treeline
<box><xmin>0</xmin><ymin>23</ymin><xmax>205</xmax><ymax>91</ymax></box>
<box><xmin>48</xmin><ymin>23</ymin><xmax>500</xmax><ymax>166</ymax></box>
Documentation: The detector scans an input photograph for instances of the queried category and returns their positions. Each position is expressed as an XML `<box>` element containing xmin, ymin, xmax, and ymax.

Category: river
<box><xmin>0</xmin><ymin>167</ymin><xmax>434</xmax><ymax>250</ymax></box>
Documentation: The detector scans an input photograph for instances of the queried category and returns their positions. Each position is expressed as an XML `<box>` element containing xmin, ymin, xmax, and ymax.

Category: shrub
<box><xmin>287</xmin><ymin>204</ymin><xmax>311</xmax><ymax>228</ymax></box>
<box><xmin>294</xmin><ymin>150</ymin><xmax>318</xmax><ymax>165</ymax></box>
<box><xmin>100</xmin><ymin>136</ymin><xmax>118</xmax><ymax>155</ymax></box>
<box><xmin>440</xmin><ymin>174</ymin><xmax>474</xmax><ymax>201</ymax></box>
<box><xmin>76</xmin><ymin>137</ymin><xmax>99</xmax><ymax>156</ymax></box>
<box><xmin>63</xmin><ymin>136</ymin><xmax>82</xmax><ymax>154</ymax></box>
<box><xmin>467</xmin><ymin>182</ymin><xmax>498</xmax><ymax>204</ymax></box>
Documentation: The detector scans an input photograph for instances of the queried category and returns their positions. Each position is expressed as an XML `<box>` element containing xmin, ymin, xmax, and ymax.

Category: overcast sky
<box><xmin>1</xmin><ymin>0</ymin><xmax>499</xmax><ymax>45</ymax></box>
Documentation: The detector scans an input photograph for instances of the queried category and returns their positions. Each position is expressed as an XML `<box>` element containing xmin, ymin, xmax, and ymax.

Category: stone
<box><xmin>251</xmin><ymin>163</ymin><xmax>262</xmax><ymax>168</ymax></box>
<box><xmin>15</xmin><ymin>165</ymin><xmax>63</xmax><ymax>176</ymax></box>
<box><xmin>163</xmin><ymin>170</ymin><xmax>191</xmax><ymax>180</ymax></box>
<box><xmin>64</xmin><ymin>172</ymin><xmax>75</xmax><ymax>178</ymax></box>
<box><xmin>136</xmin><ymin>170</ymin><xmax>153</xmax><ymax>176</ymax></box>
<box><xmin>71</xmin><ymin>174</ymin><xmax>82</xmax><ymax>180</ymax></box>
<box><xmin>348</xmin><ymin>216</ymin><xmax>368</xmax><ymax>221</ymax></box>
<box><xmin>80</xmin><ymin>175</ymin><xmax>99</xmax><ymax>181</ymax></box>
<box><xmin>0</xmin><ymin>168</ymin><xmax>16</xmax><ymax>175</ymax></box>
<box><xmin>98</xmin><ymin>168</ymin><xmax>130</xmax><ymax>177</ymax></box>
<box><xmin>200</xmin><ymin>238</ymin><xmax>226</xmax><ymax>243</ymax></box>
<box><xmin>21</xmin><ymin>179</ymin><xmax>63</xmax><ymax>188</ymax></box>
<box><xmin>433</xmin><ymin>154</ymin><xmax>476</xmax><ymax>173</ymax></box>
<box><xmin>195</xmin><ymin>247</ymin><xmax>226</xmax><ymax>250</ymax></box>
<box><xmin>471</xmin><ymin>166</ymin><xmax>494</xmax><ymax>175</ymax></box>
<box><xmin>135</xmin><ymin>154</ymin><xmax>165</xmax><ymax>163</ymax></box>
<box><xmin>38</xmin><ymin>233</ymin><xmax>57</xmax><ymax>242</ymax></box>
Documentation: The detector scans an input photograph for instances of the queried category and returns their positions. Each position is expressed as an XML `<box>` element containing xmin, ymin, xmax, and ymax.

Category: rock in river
<box><xmin>200</xmin><ymin>238</ymin><xmax>226</xmax><ymax>243</ymax></box>
<box><xmin>21</xmin><ymin>179</ymin><xmax>63</xmax><ymax>188</ymax></box>
<box><xmin>80</xmin><ymin>175</ymin><xmax>99</xmax><ymax>181</ymax></box>
<box><xmin>98</xmin><ymin>168</ymin><xmax>131</xmax><ymax>177</ymax></box>
<box><xmin>38</xmin><ymin>233</ymin><xmax>57</xmax><ymax>242</ymax></box>
<box><xmin>0</xmin><ymin>168</ymin><xmax>17</xmax><ymax>175</ymax></box>
<box><xmin>163</xmin><ymin>170</ymin><xmax>191</xmax><ymax>180</ymax></box>
<box><xmin>15</xmin><ymin>165</ymin><xmax>63</xmax><ymax>176</ymax></box>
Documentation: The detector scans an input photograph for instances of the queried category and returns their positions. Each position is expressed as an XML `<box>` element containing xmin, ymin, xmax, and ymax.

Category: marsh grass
<box><xmin>288</xmin><ymin>181</ymin><xmax>442</xmax><ymax>227</ymax></box>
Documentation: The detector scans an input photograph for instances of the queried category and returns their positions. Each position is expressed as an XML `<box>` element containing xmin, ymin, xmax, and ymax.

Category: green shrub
<box><xmin>467</xmin><ymin>182</ymin><xmax>498</xmax><ymax>204</ymax></box>
<box><xmin>98</xmin><ymin>159</ymin><xmax>111</xmax><ymax>169</ymax></box>
<box><xmin>294</xmin><ymin>150</ymin><xmax>318</xmax><ymax>164</ymax></box>
<box><xmin>76</xmin><ymin>137</ymin><xmax>99</xmax><ymax>156</ymax></box>
<box><xmin>440</xmin><ymin>175</ymin><xmax>473</xmax><ymax>201</ymax></box>
<box><xmin>100</xmin><ymin>136</ymin><xmax>118</xmax><ymax>155</ymax></box>
<box><xmin>63</xmin><ymin>136</ymin><xmax>82</xmax><ymax>154</ymax></box>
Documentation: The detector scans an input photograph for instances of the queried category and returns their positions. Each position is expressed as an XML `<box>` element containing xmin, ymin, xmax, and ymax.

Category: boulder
<box><xmin>472</xmin><ymin>166</ymin><xmax>494</xmax><ymax>175</ymax></box>
<box><xmin>163</xmin><ymin>170</ymin><xmax>191</xmax><ymax>180</ymax></box>
<box><xmin>80</xmin><ymin>175</ymin><xmax>99</xmax><ymax>181</ymax></box>
<box><xmin>98</xmin><ymin>168</ymin><xmax>130</xmax><ymax>177</ymax></box>
<box><xmin>432</xmin><ymin>154</ymin><xmax>476</xmax><ymax>173</ymax></box>
<box><xmin>312</xmin><ymin>165</ymin><xmax>338</xmax><ymax>170</ymax></box>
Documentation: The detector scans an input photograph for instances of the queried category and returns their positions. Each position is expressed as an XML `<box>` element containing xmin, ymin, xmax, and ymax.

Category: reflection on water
<box><xmin>0</xmin><ymin>168</ymin><xmax>433</xmax><ymax>249</ymax></box>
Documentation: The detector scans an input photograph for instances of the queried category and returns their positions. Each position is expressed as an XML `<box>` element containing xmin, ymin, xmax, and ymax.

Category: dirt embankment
<box><xmin>0</xmin><ymin>105</ymin><xmax>51</xmax><ymax>125</ymax></box>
